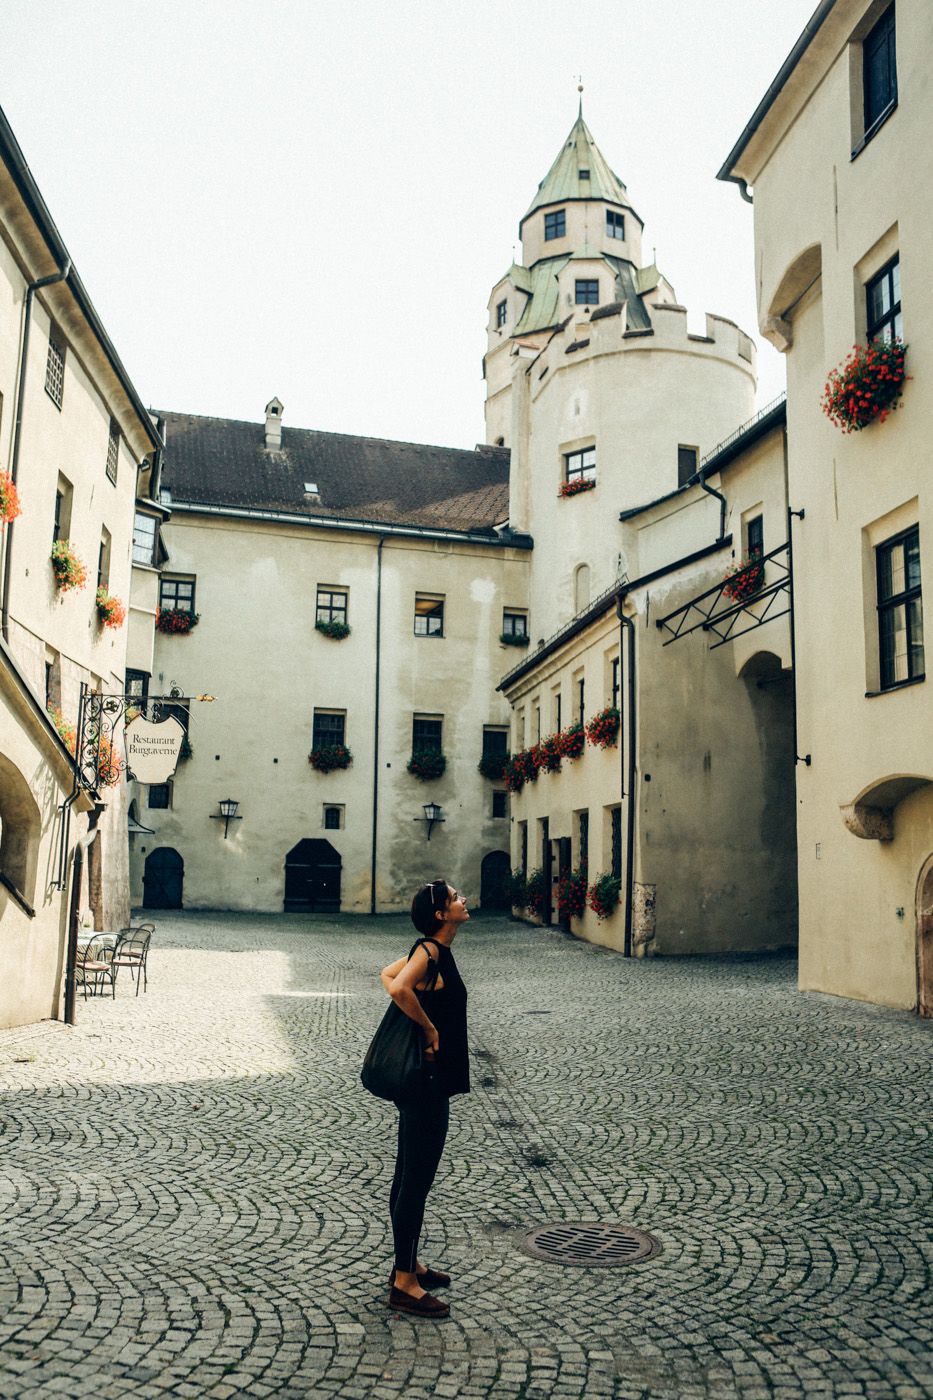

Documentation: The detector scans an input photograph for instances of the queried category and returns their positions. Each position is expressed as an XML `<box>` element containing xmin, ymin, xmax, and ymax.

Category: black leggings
<box><xmin>389</xmin><ymin>1085</ymin><xmax>450</xmax><ymax>1272</ymax></box>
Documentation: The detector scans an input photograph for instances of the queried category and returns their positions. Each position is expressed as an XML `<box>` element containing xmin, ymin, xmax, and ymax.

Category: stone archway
<box><xmin>143</xmin><ymin>848</ymin><xmax>184</xmax><ymax>909</ymax></box>
<box><xmin>480</xmin><ymin>850</ymin><xmax>511</xmax><ymax>909</ymax></box>
<box><xmin>916</xmin><ymin>855</ymin><xmax>933</xmax><ymax>1018</ymax></box>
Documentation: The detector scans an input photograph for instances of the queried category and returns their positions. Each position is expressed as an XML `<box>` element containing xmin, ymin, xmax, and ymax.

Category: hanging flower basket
<box><xmin>526</xmin><ymin>867</ymin><xmax>547</xmax><ymax>917</ymax></box>
<box><xmin>478</xmin><ymin>751</ymin><xmax>510</xmax><ymax>780</ymax></box>
<box><xmin>47</xmin><ymin>705</ymin><xmax>77</xmax><ymax>756</ymax></box>
<box><xmin>532</xmin><ymin>734</ymin><xmax>562</xmax><ymax>774</ymax></box>
<box><xmin>50</xmin><ymin>539</ymin><xmax>87</xmax><ymax>594</ymax></box>
<box><xmin>505</xmin><ymin>748</ymin><xmax>538</xmax><ymax>792</ymax></box>
<box><xmin>95</xmin><ymin>588</ymin><xmax>127</xmax><ymax>629</ymax></box>
<box><xmin>315</xmin><ymin>619</ymin><xmax>351</xmax><ymax>640</ymax></box>
<box><xmin>156</xmin><ymin>607</ymin><xmax>200</xmax><ymax>635</ymax></box>
<box><xmin>588</xmin><ymin>873</ymin><xmax>621</xmax><ymax>921</ymax></box>
<box><xmin>508</xmin><ymin>870</ymin><xmax>528</xmax><ymax>909</ymax></box>
<box><xmin>586</xmin><ymin>706</ymin><xmax>620</xmax><ymax>749</ymax></box>
<box><xmin>557</xmin><ymin>722</ymin><xmax>586</xmax><ymax>761</ymax></box>
<box><xmin>557</xmin><ymin>867</ymin><xmax>588</xmax><ymax>921</ymax></box>
<box><xmin>309</xmin><ymin>743</ymin><xmax>353</xmax><ymax>772</ymax></box>
<box><xmin>0</xmin><ymin>470</ymin><xmax>21</xmax><ymax>524</ymax></box>
<box><xmin>558</xmin><ymin>478</ymin><xmax>596</xmax><ymax>499</ymax></box>
<box><xmin>408</xmin><ymin>749</ymin><xmax>447</xmax><ymax>781</ymax></box>
<box><xmin>500</xmin><ymin>631</ymin><xmax>530</xmax><ymax>647</ymax></box>
<box><xmin>722</xmin><ymin>556</ymin><xmax>764</xmax><ymax>602</ymax></box>
<box><xmin>821</xmin><ymin>338</ymin><xmax>908</xmax><ymax>433</ymax></box>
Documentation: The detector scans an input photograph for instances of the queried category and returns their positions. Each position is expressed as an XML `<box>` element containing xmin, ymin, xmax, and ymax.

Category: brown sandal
<box><xmin>389</xmin><ymin>1265</ymin><xmax>451</xmax><ymax>1290</ymax></box>
<box><xmin>387</xmin><ymin>1286</ymin><xmax>450</xmax><ymax>1318</ymax></box>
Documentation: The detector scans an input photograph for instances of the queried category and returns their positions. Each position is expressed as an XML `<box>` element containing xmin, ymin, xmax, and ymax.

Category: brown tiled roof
<box><xmin>159</xmin><ymin>411</ymin><xmax>511</xmax><ymax>532</ymax></box>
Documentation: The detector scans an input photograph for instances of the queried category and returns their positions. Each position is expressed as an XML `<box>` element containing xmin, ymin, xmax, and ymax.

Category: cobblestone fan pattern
<box><xmin>0</xmin><ymin>913</ymin><xmax>930</xmax><ymax>1400</ymax></box>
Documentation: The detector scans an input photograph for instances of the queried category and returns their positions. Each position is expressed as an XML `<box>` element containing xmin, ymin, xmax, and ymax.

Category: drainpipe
<box><xmin>616</xmin><ymin>596</ymin><xmax>637</xmax><ymax>958</ymax></box>
<box><xmin>370</xmin><ymin>537</ymin><xmax>386</xmax><ymax>914</ymax></box>
<box><xmin>694</xmin><ymin>470</ymin><xmax>727</xmax><ymax>541</ymax></box>
<box><xmin>2</xmin><ymin>257</ymin><xmax>72</xmax><ymax>643</ymax></box>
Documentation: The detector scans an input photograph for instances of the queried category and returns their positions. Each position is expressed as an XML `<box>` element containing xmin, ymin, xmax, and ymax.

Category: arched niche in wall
<box><xmin>762</xmin><ymin>243</ymin><xmax>822</xmax><ymax>352</ymax></box>
<box><xmin>574</xmin><ymin>563</ymin><xmax>591</xmax><ymax>614</ymax></box>
<box><xmin>0</xmin><ymin>752</ymin><xmax>41</xmax><ymax>906</ymax></box>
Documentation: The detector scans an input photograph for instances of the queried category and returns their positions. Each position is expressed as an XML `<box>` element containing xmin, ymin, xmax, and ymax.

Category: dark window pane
<box><xmin>160</xmin><ymin>577</ymin><xmax>195</xmax><ymax>612</ymax></box>
<box><xmin>413</xmin><ymin>717</ymin><xmax>442</xmax><ymax>752</ymax></box>
<box><xmin>496</xmin><ymin>299</ymin><xmax>507</xmax><ymax>327</ymax></box>
<box><xmin>492</xmin><ymin>791</ymin><xmax>507</xmax><ymax>818</ymax></box>
<box><xmin>748</xmin><ymin>516</ymin><xmax>764</xmax><ymax>559</ymax></box>
<box><xmin>483</xmin><ymin>728</ymin><xmax>508</xmax><ymax>757</ymax></box>
<box><xmin>316</xmin><ymin>588</ymin><xmax>347</xmax><ymax>623</ymax></box>
<box><xmin>575</xmin><ymin>279</ymin><xmax>599</xmax><ymax>305</ymax></box>
<box><xmin>312</xmin><ymin>712</ymin><xmax>346</xmax><ymax>748</ymax></box>
<box><xmin>414</xmin><ymin>597</ymin><xmax>444</xmax><ymax>636</ymax></box>
<box><xmin>147</xmin><ymin>783</ymin><xmax>170</xmax><ymax>809</ymax></box>
<box><xmin>678</xmin><ymin>446</ymin><xmax>698</xmax><ymax>487</ymax></box>
<box><xmin>544</xmin><ymin>210</ymin><xmax>566</xmax><ymax>240</ymax></box>
<box><xmin>908</xmin><ymin>597</ymin><xmax>925</xmax><ymax>677</ymax></box>
<box><xmin>864</xmin><ymin>6</ymin><xmax>897</xmax><ymax>131</ymax></box>
<box><xmin>866</xmin><ymin>257</ymin><xmax>901</xmax><ymax>344</ymax></box>
<box><xmin>606</xmin><ymin>210</ymin><xmax>625</xmax><ymax>240</ymax></box>
<box><xmin>503</xmin><ymin>611</ymin><xmax>527</xmax><ymax>637</ymax></box>
<box><xmin>611</xmin><ymin>807</ymin><xmax>622</xmax><ymax>880</ymax></box>
<box><xmin>324</xmin><ymin>807</ymin><xmax>341</xmax><ymax>829</ymax></box>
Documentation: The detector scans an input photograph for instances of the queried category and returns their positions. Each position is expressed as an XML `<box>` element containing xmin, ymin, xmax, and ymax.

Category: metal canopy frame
<box><xmin>655</xmin><ymin>540</ymin><xmax>791</xmax><ymax>650</ymax></box>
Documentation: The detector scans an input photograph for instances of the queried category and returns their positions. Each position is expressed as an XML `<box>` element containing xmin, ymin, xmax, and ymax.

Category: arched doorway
<box><xmin>143</xmin><ymin>848</ymin><xmax>184</xmax><ymax>909</ymax></box>
<box><xmin>917</xmin><ymin>855</ymin><xmax>933</xmax><ymax>1018</ymax></box>
<box><xmin>480</xmin><ymin>851</ymin><xmax>511</xmax><ymax>909</ymax></box>
<box><xmin>284</xmin><ymin>839</ymin><xmax>341</xmax><ymax>913</ymax></box>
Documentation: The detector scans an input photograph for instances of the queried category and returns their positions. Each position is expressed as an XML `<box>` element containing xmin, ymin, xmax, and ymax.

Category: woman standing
<box><xmin>379</xmin><ymin>879</ymin><xmax>470</xmax><ymax>1319</ymax></box>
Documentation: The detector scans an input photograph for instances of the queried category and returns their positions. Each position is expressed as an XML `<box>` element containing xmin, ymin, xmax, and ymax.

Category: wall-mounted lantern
<box><xmin>210</xmin><ymin>797</ymin><xmax>242</xmax><ymax>838</ymax></box>
<box><xmin>415</xmin><ymin>801</ymin><xmax>445</xmax><ymax>841</ymax></box>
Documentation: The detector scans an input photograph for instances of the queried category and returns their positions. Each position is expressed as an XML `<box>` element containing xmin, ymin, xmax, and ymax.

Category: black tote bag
<box><xmin>360</xmin><ymin>939</ymin><xmax>440</xmax><ymax>1102</ymax></box>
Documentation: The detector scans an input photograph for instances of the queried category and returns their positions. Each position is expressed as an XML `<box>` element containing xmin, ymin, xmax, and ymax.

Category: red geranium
<box><xmin>722</xmin><ymin>556</ymin><xmax>764</xmax><ymax>603</ymax></box>
<box><xmin>557</xmin><ymin>868</ymin><xmax>588</xmax><ymax>920</ymax></box>
<box><xmin>556</xmin><ymin>722</ymin><xmax>586</xmax><ymax>761</ymax></box>
<box><xmin>585</xmin><ymin>706</ymin><xmax>620</xmax><ymax>749</ymax></box>
<box><xmin>156</xmin><ymin>607</ymin><xmax>200</xmax><ymax>634</ymax></box>
<box><xmin>558</xmin><ymin>477</ymin><xmax>596</xmax><ymax>499</ymax></box>
<box><xmin>0</xmin><ymin>470</ymin><xmax>21</xmax><ymax>524</ymax></box>
<box><xmin>96</xmin><ymin>588</ymin><xmax>127</xmax><ymax>629</ymax></box>
<box><xmin>821</xmin><ymin>339</ymin><xmax>908</xmax><ymax>433</ymax></box>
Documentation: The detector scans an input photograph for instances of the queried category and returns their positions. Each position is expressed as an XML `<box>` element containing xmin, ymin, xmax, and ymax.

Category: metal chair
<box><xmin>111</xmin><ymin>925</ymin><xmax>154</xmax><ymax>995</ymax></box>
<box><xmin>76</xmin><ymin>935</ymin><xmax>118</xmax><ymax>1000</ymax></box>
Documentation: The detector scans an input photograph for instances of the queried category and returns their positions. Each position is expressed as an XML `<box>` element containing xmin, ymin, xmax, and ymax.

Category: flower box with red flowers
<box><xmin>0</xmin><ymin>470</ymin><xmax>21</xmax><ymax>524</ymax></box>
<box><xmin>505</xmin><ymin>748</ymin><xmax>538</xmax><ymax>792</ymax></box>
<box><xmin>588</xmin><ymin>873</ymin><xmax>621</xmax><ymax>921</ymax></box>
<box><xmin>309</xmin><ymin>743</ymin><xmax>353</xmax><ymax>773</ymax></box>
<box><xmin>585</xmin><ymin>706</ymin><xmax>620</xmax><ymax>749</ymax></box>
<box><xmin>722</xmin><ymin>556</ymin><xmax>764</xmax><ymax>603</ymax></box>
<box><xmin>478</xmin><ymin>751</ymin><xmax>510</xmax><ymax>780</ymax></box>
<box><xmin>557</xmin><ymin>722</ymin><xmax>586</xmax><ymax>761</ymax></box>
<box><xmin>407</xmin><ymin>749</ymin><xmax>447</xmax><ymax>781</ymax></box>
<box><xmin>532</xmin><ymin>734</ymin><xmax>562</xmax><ymax>774</ymax></box>
<box><xmin>95</xmin><ymin>588</ymin><xmax>127</xmax><ymax>629</ymax></box>
<box><xmin>526</xmin><ymin>868</ymin><xmax>547</xmax><ymax>917</ymax></box>
<box><xmin>156</xmin><ymin>607</ymin><xmax>200</xmax><ymax>635</ymax></box>
<box><xmin>558</xmin><ymin>477</ymin><xmax>596</xmax><ymax>499</ymax></box>
<box><xmin>557</xmin><ymin>867</ymin><xmax>588</xmax><ymax>921</ymax></box>
<box><xmin>50</xmin><ymin>540</ymin><xmax>87</xmax><ymax>594</ymax></box>
<box><xmin>821</xmin><ymin>338</ymin><xmax>908</xmax><ymax>433</ymax></box>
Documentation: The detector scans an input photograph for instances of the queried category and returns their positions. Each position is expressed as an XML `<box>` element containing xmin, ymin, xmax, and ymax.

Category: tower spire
<box><xmin>576</xmin><ymin>77</ymin><xmax>584</xmax><ymax>120</ymax></box>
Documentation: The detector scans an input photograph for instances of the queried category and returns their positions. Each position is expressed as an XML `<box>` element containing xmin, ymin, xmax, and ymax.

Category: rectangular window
<box><xmin>611</xmin><ymin>656</ymin><xmax>620</xmax><ymax>709</ymax></box>
<box><xmin>482</xmin><ymin>726</ymin><xmax>509</xmax><ymax>757</ymax></box>
<box><xmin>159</xmin><ymin>576</ymin><xmax>195</xmax><ymax>613</ymax></box>
<box><xmin>578</xmin><ymin>168</ymin><xmax>590</xmax><ymax>181</ymax></box>
<box><xmin>606</xmin><ymin>209</ymin><xmax>625</xmax><ymax>240</ymax></box>
<box><xmin>534</xmin><ymin>703</ymin><xmax>541</xmax><ymax>742</ymax></box>
<box><xmin>747</xmin><ymin>515</ymin><xmax>764</xmax><ymax>560</ymax></box>
<box><xmin>53</xmin><ymin>489</ymin><xmax>63</xmax><ymax>543</ymax></box>
<box><xmin>516</xmin><ymin>708</ymin><xmax>525</xmax><ymax>749</ymax></box>
<box><xmin>52</xmin><ymin>473</ymin><xmax>73</xmax><ymax>544</ymax></box>
<box><xmin>323</xmin><ymin>805</ymin><xmax>344</xmax><ymax>830</ymax></box>
<box><xmin>577</xmin><ymin>809</ymin><xmax>589</xmax><ymax>875</ymax></box>
<box><xmin>544</xmin><ymin>209</ymin><xmax>566</xmax><ymax>241</ymax></box>
<box><xmin>106</xmin><ymin>420</ymin><xmax>120</xmax><ymax>484</ymax></box>
<box><xmin>503</xmin><ymin>609</ymin><xmax>528</xmax><ymax>638</ymax></box>
<box><xmin>133</xmin><ymin>511</ymin><xmax>159</xmax><ymax>566</ymax></box>
<box><xmin>97</xmin><ymin>528</ymin><xmax>111</xmax><ymax>589</ymax></box>
<box><xmin>564</xmin><ymin>446</ymin><xmax>596</xmax><ymax>485</ymax></box>
<box><xmin>312</xmin><ymin>710</ymin><xmax>347</xmax><ymax>749</ymax></box>
<box><xmin>552</xmin><ymin>687</ymin><xmax>562</xmax><ymax>733</ymax></box>
<box><xmin>519</xmin><ymin>821</ymin><xmax>528</xmax><ymax>877</ymax></box>
<box><xmin>496</xmin><ymin>299</ymin><xmax>508</xmax><ymax>328</ymax></box>
<box><xmin>575</xmin><ymin>279</ymin><xmax>599</xmax><ymax>305</ymax></box>
<box><xmin>414</xmin><ymin>594</ymin><xmax>444</xmax><ymax>636</ymax></box>
<box><xmin>125</xmin><ymin>669</ymin><xmax>149</xmax><ymax>702</ymax></box>
<box><xmin>877</xmin><ymin>526</ymin><xmax>924</xmax><ymax>689</ymax></box>
<box><xmin>413</xmin><ymin>714</ymin><xmax>443</xmax><ymax>753</ymax></box>
<box><xmin>610</xmin><ymin>806</ymin><xmax>622</xmax><ymax>880</ymax></box>
<box><xmin>866</xmin><ymin>256</ymin><xmax>902</xmax><ymax>343</ymax></box>
<box><xmin>492</xmin><ymin>791</ymin><xmax>508</xmax><ymax>819</ymax></box>
<box><xmin>147</xmin><ymin>783</ymin><xmax>171</xmax><ymax>810</ymax></box>
<box><xmin>678</xmin><ymin>445</ymin><xmax>698</xmax><ymax>487</ymax></box>
<box><xmin>45</xmin><ymin>330</ymin><xmax>65</xmax><ymax>409</ymax></box>
<box><xmin>863</xmin><ymin>5</ymin><xmax>897</xmax><ymax>136</ymax></box>
<box><xmin>316</xmin><ymin>586</ymin><xmax>348</xmax><ymax>624</ymax></box>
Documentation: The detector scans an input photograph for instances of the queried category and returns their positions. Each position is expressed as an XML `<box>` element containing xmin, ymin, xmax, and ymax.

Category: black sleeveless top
<box><xmin>415</xmin><ymin>939</ymin><xmax>469</xmax><ymax>1098</ymax></box>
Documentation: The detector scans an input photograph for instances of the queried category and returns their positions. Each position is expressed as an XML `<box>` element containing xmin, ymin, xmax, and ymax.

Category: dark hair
<box><xmin>410</xmin><ymin>879</ymin><xmax>450</xmax><ymax>936</ymax></box>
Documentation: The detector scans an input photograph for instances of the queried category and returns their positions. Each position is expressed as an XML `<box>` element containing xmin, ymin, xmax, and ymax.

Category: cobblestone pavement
<box><xmin>0</xmin><ymin>913</ymin><xmax>930</xmax><ymax>1400</ymax></box>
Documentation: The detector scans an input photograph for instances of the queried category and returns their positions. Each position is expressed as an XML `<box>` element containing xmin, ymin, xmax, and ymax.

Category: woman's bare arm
<box><xmin>386</xmin><ymin>944</ymin><xmax>440</xmax><ymax>1053</ymax></box>
<box><xmin>379</xmin><ymin>955</ymin><xmax>407</xmax><ymax>995</ymax></box>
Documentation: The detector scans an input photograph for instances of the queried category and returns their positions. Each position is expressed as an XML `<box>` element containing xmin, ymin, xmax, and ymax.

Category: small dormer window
<box><xmin>496</xmin><ymin>299</ymin><xmax>508</xmax><ymax>328</ymax></box>
<box><xmin>270</xmin><ymin>406</ymin><xmax>279</xmax><ymax>416</ymax></box>
<box><xmin>304</xmin><ymin>482</ymin><xmax>319</xmax><ymax>495</ymax></box>
<box><xmin>544</xmin><ymin>209</ymin><xmax>566</xmax><ymax>241</ymax></box>
<box><xmin>575</xmin><ymin>279</ymin><xmax>599</xmax><ymax>305</ymax></box>
<box><xmin>606</xmin><ymin>210</ymin><xmax>625</xmax><ymax>240</ymax></box>
<box><xmin>578</xmin><ymin>169</ymin><xmax>590</xmax><ymax>180</ymax></box>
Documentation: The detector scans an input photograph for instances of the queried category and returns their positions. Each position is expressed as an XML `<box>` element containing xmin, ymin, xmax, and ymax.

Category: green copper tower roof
<box><xmin>522</xmin><ymin>112</ymin><xmax>628</xmax><ymax>225</ymax></box>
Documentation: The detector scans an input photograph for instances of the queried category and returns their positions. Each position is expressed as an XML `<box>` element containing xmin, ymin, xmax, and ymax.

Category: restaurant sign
<box><xmin>124</xmin><ymin>715</ymin><xmax>185</xmax><ymax>783</ymax></box>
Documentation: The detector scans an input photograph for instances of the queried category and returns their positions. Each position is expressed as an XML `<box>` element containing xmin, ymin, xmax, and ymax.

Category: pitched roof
<box><xmin>159</xmin><ymin>411</ymin><xmax>512</xmax><ymax>533</ymax></box>
<box><xmin>522</xmin><ymin>114</ymin><xmax>629</xmax><ymax>224</ymax></box>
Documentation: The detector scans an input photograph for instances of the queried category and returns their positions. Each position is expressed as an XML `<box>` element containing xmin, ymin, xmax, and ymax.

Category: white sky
<box><xmin>1</xmin><ymin>1</ymin><xmax>818</xmax><ymax>450</ymax></box>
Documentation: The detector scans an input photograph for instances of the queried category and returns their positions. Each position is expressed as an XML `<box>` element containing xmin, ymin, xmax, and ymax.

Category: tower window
<box><xmin>496</xmin><ymin>299</ymin><xmax>507</xmax><ymax>328</ymax></box>
<box><xmin>575</xmin><ymin>279</ymin><xmax>599</xmax><ymax>305</ymax></box>
<box><xmin>564</xmin><ymin>446</ymin><xmax>596</xmax><ymax>485</ymax></box>
<box><xmin>678</xmin><ymin>445</ymin><xmax>699</xmax><ymax>487</ymax></box>
<box><xmin>544</xmin><ymin>210</ymin><xmax>566</xmax><ymax>241</ymax></box>
<box><xmin>606</xmin><ymin>210</ymin><xmax>625</xmax><ymax>240</ymax></box>
<box><xmin>578</xmin><ymin>168</ymin><xmax>590</xmax><ymax>180</ymax></box>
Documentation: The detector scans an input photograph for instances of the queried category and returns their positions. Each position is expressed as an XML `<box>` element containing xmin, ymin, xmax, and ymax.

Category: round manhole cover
<box><xmin>519</xmin><ymin>1221</ymin><xmax>661</xmax><ymax>1268</ymax></box>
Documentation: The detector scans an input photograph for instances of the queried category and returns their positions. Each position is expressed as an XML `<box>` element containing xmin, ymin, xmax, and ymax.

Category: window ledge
<box><xmin>865</xmin><ymin>673</ymin><xmax>925</xmax><ymax>698</ymax></box>
<box><xmin>851</xmin><ymin>98</ymin><xmax>897</xmax><ymax>160</ymax></box>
